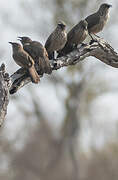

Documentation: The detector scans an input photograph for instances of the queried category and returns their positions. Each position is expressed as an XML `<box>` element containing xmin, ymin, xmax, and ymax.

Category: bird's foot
<box><xmin>81</xmin><ymin>42</ymin><xmax>86</xmax><ymax>46</ymax></box>
<box><xmin>89</xmin><ymin>33</ymin><xmax>98</xmax><ymax>43</ymax></box>
<box><xmin>89</xmin><ymin>39</ymin><xmax>98</xmax><ymax>45</ymax></box>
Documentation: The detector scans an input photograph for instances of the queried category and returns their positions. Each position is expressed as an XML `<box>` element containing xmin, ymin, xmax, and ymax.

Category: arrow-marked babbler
<box><xmin>45</xmin><ymin>21</ymin><xmax>67</xmax><ymax>60</ymax></box>
<box><xmin>18</xmin><ymin>36</ymin><xmax>52</xmax><ymax>75</ymax></box>
<box><xmin>58</xmin><ymin>20</ymin><xmax>88</xmax><ymax>57</ymax></box>
<box><xmin>9</xmin><ymin>42</ymin><xmax>40</xmax><ymax>83</ymax></box>
<box><xmin>85</xmin><ymin>3</ymin><xmax>112</xmax><ymax>39</ymax></box>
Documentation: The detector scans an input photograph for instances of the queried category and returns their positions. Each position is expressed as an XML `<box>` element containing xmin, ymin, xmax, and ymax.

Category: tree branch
<box><xmin>9</xmin><ymin>38</ymin><xmax>118</xmax><ymax>94</ymax></box>
<box><xmin>0</xmin><ymin>64</ymin><xmax>10</xmax><ymax>126</ymax></box>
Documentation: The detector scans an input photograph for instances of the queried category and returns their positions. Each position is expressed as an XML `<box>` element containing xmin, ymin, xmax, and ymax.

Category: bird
<box><xmin>18</xmin><ymin>36</ymin><xmax>52</xmax><ymax>75</ymax></box>
<box><xmin>9</xmin><ymin>42</ymin><xmax>40</xmax><ymax>84</ymax></box>
<box><xmin>85</xmin><ymin>3</ymin><xmax>112</xmax><ymax>39</ymax></box>
<box><xmin>58</xmin><ymin>20</ymin><xmax>88</xmax><ymax>57</ymax></box>
<box><xmin>45</xmin><ymin>21</ymin><xmax>67</xmax><ymax>60</ymax></box>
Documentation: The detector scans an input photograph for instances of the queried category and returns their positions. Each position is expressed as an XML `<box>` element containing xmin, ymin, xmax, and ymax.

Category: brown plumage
<box><xmin>45</xmin><ymin>21</ymin><xmax>67</xmax><ymax>59</ymax></box>
<box><xmin>9</xmin><ymin>42</ymin><xmax>40</xmax><ymax>84</ymax></box>
<box><xmin>18</xmin><ymin>36</ymin><xmax>52</xmax><ymax>75</ymax></box>
<box><xmin>58</xmin><ymin>20</ymin><xmax>88</xmax><ymax>57</ymax></box>
<box><xmin>85</xmin><ymin>3</ymin><xmax>112</xmax><ymax>36</ymax></box>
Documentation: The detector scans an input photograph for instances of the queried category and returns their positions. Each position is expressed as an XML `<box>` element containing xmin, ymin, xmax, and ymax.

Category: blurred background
<box><xmin>0</xmin><ymin>0</ymin><xmax>118</xmax><ymax>179</ymax></box>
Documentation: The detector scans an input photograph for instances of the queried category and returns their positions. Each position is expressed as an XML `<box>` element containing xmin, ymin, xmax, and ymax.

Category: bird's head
<box><xmin>99</xmin><ymin>3</ymin><xmax>112</xmax><ymax>15</ymax></box>
<box><xmin>57</xmin><ymin>21</ymin><xmax>66</xmax><ymax>30</ymax></box>
<box><xmin>17</xmin><ymin>36</ymin><xmax>32</xmax><ymax>45</ymax></box>
<box><xmin>9</xmin><ymin>42</ymin><xmax>22</xmax><ymax>50</ymax></box>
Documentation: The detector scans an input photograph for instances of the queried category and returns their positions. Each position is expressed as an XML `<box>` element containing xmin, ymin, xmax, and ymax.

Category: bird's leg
<box><xmin>54</xmin><ymin>51</ymin><xmax>56</xmax><ymax>60</ymax></box>
<box><xmin>93</xmin><ymin>33</ymin><xmax>100</xmax><ymax>38</ymax></box>
<box><xmin>89</xmin><ymin>33</ymin><xmax>96</xmax><ymax>41</ymax></box>
<box><xmin>89</xmin><ymin>33</ymin><xmax>98</xmax><ymax>44</ymax></box>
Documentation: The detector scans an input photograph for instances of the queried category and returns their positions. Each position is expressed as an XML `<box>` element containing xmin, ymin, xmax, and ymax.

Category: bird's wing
<box><xmin>24</xmin><ymin>42</ymin><xmax>44</xmax><ymax>59</ymax></box>
<box><xmin>24</xmin><ymin>44</ymin><xmax>35</xmax><ymax>58</ymax></box>
<box><xmin>13</xmin><ymin>52</ymin><xmax>33</xmax><ymax>68</ymax></box>
<box><xmin>67</xmin><ymin>30</ymin><xmax>74</xmax><ymax>44</ymax></box>
<box><xmin>31</xmin><ymin>42</ymin><xmax>44</xmax><ymax>58</ymax></box>
<box><xmin>67</xmin><ymin>24</ymin><xmax>80</xmax><ymax>42</ymax></box>
<box><xmin>59</xmin><ymin>24</ymin><xmax>81</xmax><ymax>55</ymax></box>
<box><xmin>45</xmin><ymin>33</ymin><xmax>53</xmax><ymax>51</ymax></box>
<box><xmin>85</xmin><ymin>13</ymin><xmax>100</xmax><ymax>30</ymax></box>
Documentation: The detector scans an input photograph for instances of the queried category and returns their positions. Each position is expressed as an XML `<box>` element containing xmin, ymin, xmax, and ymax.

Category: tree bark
<box><xmin>0</xmin><ymin>64</ymin><xmax>10</xmax><ymax>126</ymax></box>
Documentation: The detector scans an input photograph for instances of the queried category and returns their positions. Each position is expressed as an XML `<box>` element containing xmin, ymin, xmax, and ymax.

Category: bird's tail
<box><xmin>29</xmin><ymin>65</ymin><xmax>40</xmax><ymax>84</ymax></box>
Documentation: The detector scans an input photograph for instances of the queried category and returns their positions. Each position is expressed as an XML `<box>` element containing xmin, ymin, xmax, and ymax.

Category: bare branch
<box><xmin>9</xmin><ymin>38</ymin><xmax>118</xmax><ymax>94</ymax></box>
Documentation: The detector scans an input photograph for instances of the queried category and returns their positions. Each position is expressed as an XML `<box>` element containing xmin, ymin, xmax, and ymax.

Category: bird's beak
<box><xmin>9</xmin><ymin>42</ymin><xmax>13</xmax><ymax>45</ymax></box>
<box><xmin>108</xmin><ymin>4</ymin><xmax>112</xmax><ymax>8</ymax></box>
<box><xmin>17</xmin><ymin>37</ymin><xmax>22</xmax><ymax>41</ymax></box>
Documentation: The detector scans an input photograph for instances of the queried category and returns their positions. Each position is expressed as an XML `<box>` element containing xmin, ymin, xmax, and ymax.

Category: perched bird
<box><xmin>58</xmin><ymin>20</ymin><xmax>88</xmax><ymax>57</ymax></box>
<box><xmin>9</xmin><ymin>42</ymin><xmax>40</xmax><ymax>84</ymax></box>
<box><xmin>85</xmin><ymin>3</ymin><xmax>112</xmax><ymax>38</ymax></box>
<box><xmin>18</xmin><ymin>36</ymin><xmax>52</xmax><ymax>75</ymax></box>
<box><xmin>45</xmin><ymin>21</ymin><xmax>67</xmax><ymax>60</ymax></box>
